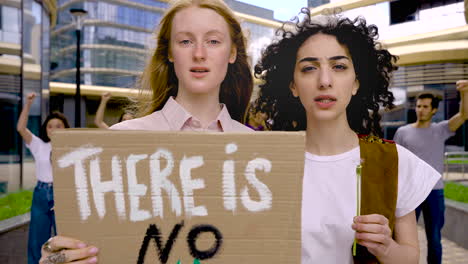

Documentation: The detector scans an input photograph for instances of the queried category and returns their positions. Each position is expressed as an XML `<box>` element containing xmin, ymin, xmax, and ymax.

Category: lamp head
<box><xmin>70</xmin><ymin>8</ymin><xmax>87</xmax><ymax>17</ymax></box>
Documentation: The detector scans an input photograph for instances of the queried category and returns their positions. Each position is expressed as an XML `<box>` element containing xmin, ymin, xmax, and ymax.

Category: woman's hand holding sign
<box><xmin>352</xmin><ymin>212</ymin><xmax>419</xmax><ymax>264</ymax></box>
<box><xmin>40</xmin><ymin>236</ymin><xmax>98</xmax><ymax>264</ymax></box>
<box><xmin>352</xmin><ymin>214</ymin><xmax>395</xmax><ymax>258</ymax></box>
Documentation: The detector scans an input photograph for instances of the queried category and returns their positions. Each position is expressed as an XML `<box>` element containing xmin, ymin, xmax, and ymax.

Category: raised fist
<box><xmin>101</xmin><ymin>92</ymin><xmax>111</xmax><ymax>101</ymax></box>
<box><xmin>26</xmin><ymin>92</ymin><xmax>36</xmax><ymax>103</ymax></box>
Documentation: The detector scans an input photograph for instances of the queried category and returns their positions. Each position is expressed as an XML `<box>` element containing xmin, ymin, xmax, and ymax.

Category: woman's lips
<box><xmin>314</xmin><ymin>95</ymin><xmax>337</xmax><ymax>109</ymax></box>
<box><xmin>190</xmin><ymin>67</ymin><xmax>209</xmax><ymax>78</ymax></box>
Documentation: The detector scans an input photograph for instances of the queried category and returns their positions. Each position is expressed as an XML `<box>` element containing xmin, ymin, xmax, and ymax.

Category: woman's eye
<box><xmin>301</xmin><ymin>66</ymin><xmax>316</xmax><ymax>72</ymax></box>
<box><xmin>179</xmin><ymin>40</ymin><xmax>191</xmax><ymax>45</ymax></box>
<box><xmin>334</xmin><ymin>64</ymin><xmax>348</xmax><ymax>70</ymax></box>
<box><xmin>208</xmin><ymin>39</ymin><xmax>220</xmax><ymax>45</ymax></box>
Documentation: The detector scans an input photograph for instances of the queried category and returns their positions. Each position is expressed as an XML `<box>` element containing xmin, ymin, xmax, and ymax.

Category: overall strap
<box><xmin>353</xmin><ymin>135</ymin><xmax>398</xmax><ymax>264</ymax></box>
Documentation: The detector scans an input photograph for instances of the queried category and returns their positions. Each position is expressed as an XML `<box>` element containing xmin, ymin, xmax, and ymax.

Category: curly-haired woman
<box><xmin>256</xmin><ymin>10</ymin><xmax>440</xmax><ymax>263</ymax></box>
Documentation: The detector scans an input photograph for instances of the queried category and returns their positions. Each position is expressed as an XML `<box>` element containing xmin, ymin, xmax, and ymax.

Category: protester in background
<box><xmin>39</xmin><ymin>0</ymin><xmax>253</xmax><ymax>262</ymax></box>
<box><xmin>94</xmin><ymin>92</ymin><xmax>134</xmax><ymax>129</ymax></box>
<box><xmin>393</xmin><ymin>79</ymin><xmax>468</xmax><ymax>264</ymax></box>
<box><xmin>245</xmin><ymin>99</ymin><xmax>273</xmax><ymax>131</ymax></box>
<box><xmin>17</xmin><ymin>92</ymin><xmax>70</xmax><ymax>264</ymax></box>
<box><xmin>256</xmin><ymin>10</ymin><xmax>440</xmax><ymax>263</ymax></box>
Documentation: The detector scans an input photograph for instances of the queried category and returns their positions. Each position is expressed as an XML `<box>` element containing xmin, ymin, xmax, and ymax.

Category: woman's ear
<box><xmin>229</xmin><ymin>46</ymin><xmax>237</xmax><ymax>64</ymax></box>
<box><xmin>290</xmin><ymin>81</ymin><xmax>299</xmax><ymax>98</ymax></box>
<box><xmin>352</xmin><ymin>79</ymin><xmax>360</xmax><ymax>96</ymax></box>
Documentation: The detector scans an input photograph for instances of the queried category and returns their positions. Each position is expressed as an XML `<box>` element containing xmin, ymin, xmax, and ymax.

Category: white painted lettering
<box><xmin>127</xmin><ymin>154</ymin><xmax>151</xmax><ymax>222</ymax></box>
<box><xmin>241</xmin><ymin>158</ymin><xmax>273</xmax><ymax>212</ymax></box>
<box><xmin>149</xmin><ymin>149</ymin><xmax>181</xmax><ymax>218</ymax></box>
<box><xmin>180</xmin><ymin>156</ymin><xmax>207</xmax><ymax>217</ymax></box>
<box><xmin>223</xmin><ymin>143</ymin><xmax>238</xmax><ymax>212</ymax></box>
<box><xmin>89</xmin><ymin>156</ymin><xmax>126</xmax><ymax>220</ymax></box>
<box><xmin>57</xmin><ymin>147</ymin><xmax>103</xmax><ymax>221</ymax></box>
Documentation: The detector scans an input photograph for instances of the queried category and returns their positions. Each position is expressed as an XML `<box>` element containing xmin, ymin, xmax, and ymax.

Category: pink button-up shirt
<box><xmin>110</xmin><ymin>97</ymin><xmax>252</xmax><ymax>132</ymax></box>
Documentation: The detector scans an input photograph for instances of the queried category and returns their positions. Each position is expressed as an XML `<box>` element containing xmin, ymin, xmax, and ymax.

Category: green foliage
<box><xmin>0</xmin><ymin>190</ymin><xmax>33</xmax><ymax>221</ymax></box>
<box><xmin>445</xmin><ymin>181</ymin><xmax>468</xmax><ymax>203</ymax></box>
<box><xmin>176</xmin><ymin>259</ymin><xmax>201</xmax><ymax>264</ymax></box>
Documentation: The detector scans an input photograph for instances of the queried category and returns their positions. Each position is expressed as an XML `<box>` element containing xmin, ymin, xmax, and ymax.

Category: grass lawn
<box><xmin>0</xmin><ymin>190</ymin><xmax>33</xmax><ymax>221</ymax></box>
<box><xmin>444</xmin><ymin>181</ymin><xmax>468</xmax><ymax>203</ymax></box>
<box><xmin>446</xmin><ymin>160</ymin><xmax>468</xmax><ymax>164</ymax></box>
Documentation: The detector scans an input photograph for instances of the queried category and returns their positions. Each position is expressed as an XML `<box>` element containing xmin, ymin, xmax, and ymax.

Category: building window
<box><xmin>420</xmin><ymin>0</ymin><xmax>463</xmax><ymax>10</ymax></box>
<box><xmin>390</xmin><ymin>0</ymin><xmax>418</xmax><ymax>24</ymax></box>
<box><xmin>390</xmin><ymin>0</ymin><xmax>464</xmax><ymax>25</ymax></box>
<box><xmin>308</xmin><ymin>0</ymin><xmax>330</xmax><ymax>8</ymax></box>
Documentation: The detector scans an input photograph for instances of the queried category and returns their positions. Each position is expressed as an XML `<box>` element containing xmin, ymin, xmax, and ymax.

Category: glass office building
<box><xmin>0</xmin><ymin>0</ymin><xmax>56</xmax><ymax>193</ymax></box>
<box><xmin>49</xmin><ymin>0</ymin><xmax>281</xmax><ymax>127</ymax></box>
<box><xmin>51</xmin><ymin>0</ymin><xmax>167</xmax><ymax>88</ymax></box>
<box><xmin>0</xmin><ymin>0</ymin><xmax>281</xmax><ymax>193</ymax></box>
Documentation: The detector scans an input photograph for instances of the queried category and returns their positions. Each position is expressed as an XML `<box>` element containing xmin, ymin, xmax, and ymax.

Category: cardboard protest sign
<box><xmin>52</xmin><ymin>131</ymin><xmax>304</xmax><ymax>264</ymax></box>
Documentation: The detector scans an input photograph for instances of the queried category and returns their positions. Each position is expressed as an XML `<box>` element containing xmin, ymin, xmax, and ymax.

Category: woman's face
<box><xmin>169</xmin><ymin>6</ymin><xmax>236</xmax><ymax>98</ymax></box>
<box><xmin>290</xmin><ymin>33</ymin><xmax>359</xmax><ymax>123</ymax></box>
<box><xmin>46</xmin><ymin>118</ymin><xmax>65</xmax><ymax>139</ymax></box>
<box><xmin>253</xmin><ymin>111</ymin><xmax>267</xmax><ymax>124</ymax></box>
<box><xmin>121</xmin><ymin>113</ymin><xmax>134</xmax><ymax>121</ymax></box>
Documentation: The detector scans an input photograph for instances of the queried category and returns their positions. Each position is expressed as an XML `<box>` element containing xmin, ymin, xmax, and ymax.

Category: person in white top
<box><xmin>93</xmin><ymin>92</ymin><xmax>134</xmax><ymax>129</ymax></box>
<box><xmin>16</xmin><ymin>92</ymin><xmax>70</xmax><ymax>264</ymax></box>
<box><xmin>255</xmin><ymin>11</ymin><xmax>440</xmax><ymax>263</ymax></box>
<box><xmin>39</xmin><ymin>0</ymin><xmax>253</xmax><ymax>263</ymax></box>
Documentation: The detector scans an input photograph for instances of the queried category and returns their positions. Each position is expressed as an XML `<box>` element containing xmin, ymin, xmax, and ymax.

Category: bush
<box><xmin>0</xmin><ymin>190</ymin><xmax>33</xmax><ymax>221</ymax></box>
<box><xmin>445</xmin><ymin>181</ymin><xmax>468</xmax><ymax>203</ymax></box>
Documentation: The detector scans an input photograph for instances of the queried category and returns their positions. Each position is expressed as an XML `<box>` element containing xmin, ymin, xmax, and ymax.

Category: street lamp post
<box><xmin>70</xmin><ymin>8</ymin><xmax>87</xmax><ymax>128</ymax></box>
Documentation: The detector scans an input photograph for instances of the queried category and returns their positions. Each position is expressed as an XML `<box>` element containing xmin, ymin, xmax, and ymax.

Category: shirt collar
<box><xmin>161</xmin><ymin>97</ymin><xmax>192</xmax><ymax>131</ymax></box>
<box><xmin>216</xmin><ymin>104</ymin><xmax>234</xmax><ymax>132</ymax></box>
<box><xmin>161</xmin><ymin>97</ymin><xmax>234</xmax><ymax>132</ymax></box>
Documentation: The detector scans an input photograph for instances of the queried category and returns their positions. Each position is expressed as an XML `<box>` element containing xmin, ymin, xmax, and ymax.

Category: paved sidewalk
<box><xmin>418</xmin><ymin>226</ymin><xmax>468</xmax><ymax>264</ymax></box>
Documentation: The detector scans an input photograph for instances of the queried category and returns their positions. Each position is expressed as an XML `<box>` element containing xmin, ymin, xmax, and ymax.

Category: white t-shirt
<box><xmin>301</xmin><ymin>144</ymin><xmax>440</xmax><ymax>264</ymax></box>
<box><xmin>25</xmin><ymin>134</ymin><xmax>53</xmax><ymax>183</ymax></box>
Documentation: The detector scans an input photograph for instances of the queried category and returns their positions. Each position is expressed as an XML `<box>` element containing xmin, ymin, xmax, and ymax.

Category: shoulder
<box><xmin>358</xmin><ymin>134</ymin><xmax>395</xmax><ymax>144</ymax></box>
<box><xmin>228</xmin><ymin>120</ymin><xmax>254</xmax><ymax>132</ymax></box>
<box><xmin>395</xmin><ymin>124</ymin><xmax>412</xmax><ymax>132</ymax></box>
<box><xmin>26</xmin><ymin>134</ymin><xmax>50</xmax><ymax>156</ymax></box>
<box><xmin>396</xmin><ymin>143</ymin><xmax>440</xmax><ymax>184</ymax></box>
<box><xmin>394</xmin><ymin>143</ymin><xmax>440</xmax><ymax>217</ymax></box>
<box><xmin>432</xmin><ymin>120</ymin><xmax>450</xmax><ymax>129</ymax></box>
<box><xmin>393</xmin><ymin>125</ymin><xmax>413</xmax><ymax>142</ymax></box>
<box><xmin>395</xmin><ymin>144</ymin><xmax>418</xmax><ymax>160</ymax></box>
<box><xmin>432</xmin><ymin>120</ymin><xmax>455</xmax><ymax>135</ymax></box>
<box><xmin>26</xmin><ymin>133</ymin><xmax>46</xmax><ymax>148</ymax></box>
<box><xmin>110</xmin><ymin>111</ymin><xmax>165</xmax><ymax>130</ymax></box>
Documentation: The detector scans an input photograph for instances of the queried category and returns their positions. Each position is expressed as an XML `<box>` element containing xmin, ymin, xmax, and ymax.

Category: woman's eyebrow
<box><xmin>329</xmin><ymin>55</ymin><xmax>350</xmax><ymax>61</ymax></box>
<box><xmin>174</xmin><ymin>30</ymin><xmax>225</xmax><ymax>37</ymax></box>
<box><xmin>298</xmin><ymin>55</ymin><xmax>350</xmax><ymax>63</ymax></box>
<box><xmin>298</xmin><ymin>57</ymin><xmax>318</xmax><ymax>63</ymax></box>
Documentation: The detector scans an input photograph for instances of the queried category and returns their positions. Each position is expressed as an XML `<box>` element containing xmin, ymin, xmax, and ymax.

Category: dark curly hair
<box><xmin>39</xmin><ymin>111</ymin><xmax>70</xmax><ymax>142</ymax></box>
<box><xmin>255</xmin><ymin>9</ymin><xmax>397</xmax><ymax>136</ymax></box>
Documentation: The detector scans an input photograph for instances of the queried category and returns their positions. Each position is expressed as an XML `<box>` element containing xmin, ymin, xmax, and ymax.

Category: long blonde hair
<box><xmin>134</xmin><ymin>0</ymin><xmax>253</xmax><ymax>122</ymax></box>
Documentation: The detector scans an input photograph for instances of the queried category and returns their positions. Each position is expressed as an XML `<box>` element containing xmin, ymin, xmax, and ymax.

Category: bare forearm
<box><xmin>453</xmin><ymin>80</ymin><xmax>468</xmax><ymax>131</ymax></box>
<box><xmin>17</xmin><ymin>101</ymin><xmax>33</xmax><ymax>144</ymax></box>
<box><xmin>94</xmin><ymin>101</ymin><xmax>109</xmax><ymax>129</ymax></box>
<box><xmin>448</xmin><ymin>112</ymin><xmax>466</xmax><ymax>132</ymax></box>
<box><xmin>378</xmin><ymin>242</ymin><xmax>419</xmax><ymax>264</ymax></box>
<box><xmin>17</xmin><ymin>102</ymin><xmax>32</xmax><ymax>132</ymax></box>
